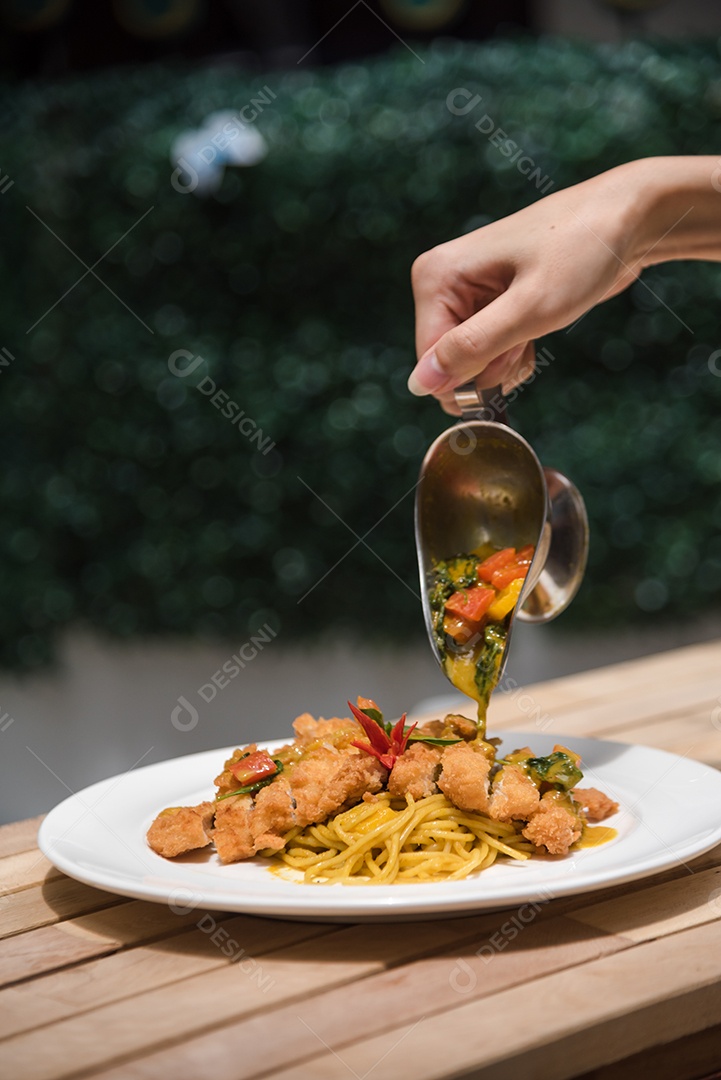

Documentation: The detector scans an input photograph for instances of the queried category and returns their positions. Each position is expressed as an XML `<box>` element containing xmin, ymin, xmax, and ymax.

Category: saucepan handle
<box><xmin>453</xmin><ymin>382</ymin><xmax>508</xmax><ymax>426</ymax></box>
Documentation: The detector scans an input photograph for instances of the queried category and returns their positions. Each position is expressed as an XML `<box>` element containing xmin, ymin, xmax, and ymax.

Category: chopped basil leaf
<box><xmin>525</xmin><ymin>752</ymin><xmax>583</xmax><ymax>791</ymax></box>
<box><xmin>407</xmin><ymin>734</ymin><xmax>464</xmax><ymax>746</ymax></box>
<box><xmin>360</xmin><ymin>706</ymin><xmax>385</xmax><ymax>727</ymax></box>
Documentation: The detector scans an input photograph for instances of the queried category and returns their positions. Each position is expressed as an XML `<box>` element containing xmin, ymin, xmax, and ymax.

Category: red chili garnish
<box><xmin>347</xmin><ymin>700</ymin><xmax>417</xmax><ymax>770</ymax></box>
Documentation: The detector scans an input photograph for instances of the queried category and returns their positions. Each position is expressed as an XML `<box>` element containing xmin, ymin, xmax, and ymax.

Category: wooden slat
<box><xmin>475</xmin><ymin>640</ymin><xmax>721</xmax><ymax>725</ymax></box>
<box><xmin>513</xmin><ymin>641</ymin><xmax>721</xmax><ymax>714</ymax></box>
<box><xmin>87</xmin><ymin>863</ymin><xmax>721</xmax><ymax>1080</ymax></box>
<box><xmin>87</xmin><ymin>915</ymin><xmax>624</xmax><ymax>1080</ymax></box>
<box><xmin>569</xmin><ymin>865</ymin><xmax>721</xmax><ymax>942</ymax></box>
<box><xmin>610</xmin><ymin>707</ymin><xmax>721</xmax><ymax>767</ymax></box>
<box><xmin>0</xmin><ymin>816</ymin><xmax>44</xmax><ymax>859</ymax></box>
<box><xmin>0</xmin><ymin>898</ymin><xmax>206</xmax><ymax>988</ymax></box>
<box><xmin>0</xmin><ymin>919</ymin><xmax>490</xmax><ymax>1080</ymax></box>
<box><xmin>574</xmin><ymin>1022</ymin><xmax>721</xmax><ymax>1080</ymax></box>
<box><xmin>0</xmin><ymin>914</ymin><xmax>333</xmax><ymax>1040</ymax></box>
<box><xmin>263</xmin><ymin>920</ymin><xmax>721</xmax><ymax>1080</ymax></box>
<box><xmin>489</xmin><ymin>983</ymin><xmax>721</xmax><ymax>1080</ymax></box>
<box><xmin>1</xmin><ymin>876</ymin><xmax>123</xmax><ymax>940</ymax></box>
<box><xmin>548</xmin><ymin>839</ymin><xmax>721</xmax><ymax>921</ymax></box>
<box><xmin>0</xmin><ymin>848</ymin><xmax>63</xmax><ymax>894</ymax></box>
<box><xmin>489</xmin><ymin>674</ymin><xmax>721</xmax><ymax>740</ymax></box>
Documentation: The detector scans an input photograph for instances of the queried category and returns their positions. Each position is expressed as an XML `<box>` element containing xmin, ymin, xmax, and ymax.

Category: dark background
<box><xmin>5</xmin><ymin>0</ymin><xmax>530</xmax><ymax>78</ymax></box>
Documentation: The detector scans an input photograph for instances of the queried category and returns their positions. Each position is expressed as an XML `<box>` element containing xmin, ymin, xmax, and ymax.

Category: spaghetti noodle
<box><xmin>273</xmin><ymin>792</ymin><xmax>535</xmax><ymax>884</ymax></box>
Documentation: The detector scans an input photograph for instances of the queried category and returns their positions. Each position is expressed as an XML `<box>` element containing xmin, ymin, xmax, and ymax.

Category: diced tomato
<box><xmin>444</xmin><ymin>585</ymin><xmax>495</xmax><ymax>624</ymax></box>
<box><xmin>492</xmin><ymin>563</ymin><xmax>530</xmax><ymax>590</ymax></box>
<box><xmin>229</xmin><ymin>750</ymin><xmax>278</xmax><ymax>786</ymax></box>
<box><xmin>477</xmin><ymin>547</ymin><xmax>517</xmax><ymax>583</ymax></box>
<box><xmin>515</xmin><ymin>545</ymin><xmax>535</xmax><ymax>566</ymax></box>
<box><xmin>443</xmin><ymin>611</ymin><xmax>480</xmax><ymax>645</ymax></box>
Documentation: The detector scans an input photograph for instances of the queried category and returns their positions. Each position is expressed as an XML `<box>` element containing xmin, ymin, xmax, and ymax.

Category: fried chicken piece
<box><xmin>388</xmin><ymin>743</ymin><xmax>442</xmax><ymax>799</ymax></box>
<box><xmin>522</xmin><ymin>791</ymin><xmax>582</xmax><ymax>855</ymax></box>
<box><xmin>415</xmin><ymin>714</ymin><xmax>478</xmax><ymax>742</ymax></box>
<box><xmin>147</xmin><ymin>801</ymin><xmax>214</xmax><ymax>859</ymax></box>
<box><xmin>212</xmin><ymin>795</ymin><xmax>255</xmax><ymax>863</ymax></box>
<box><xmin>438</xmin><ymin>742</ymin><xmax>491</xmax><ymax>814</ymax></box>
<box><xmin>572</xmin><ymin>787</ymin><xmax>619</xmax><ymax>822</ymax></box>
<box><xmin>212</xmin><ymin>779</ymin><xmax>298</xmax><ymax>863</ymax></box>
<box><xmin>252</xmin><ymin>776</ymin><xmax>297</xmax><ymax>851</ymax></box>
<box><xmin>488</xmin><ymin>764</ymin><xmax>540</xmax><ymax>822</ymax></box>
<box><xmin>290</xmin><ymin>746</ymin><xmax>386</xmax><ymax>827</ymax></box>
<box><xmin>292</xmin><ymin>713</ymin><xmax>360</xmax><ymax>747</ymax></box>
<box><xmin>204</xmin><ymin>723</ymin><xmax>388</xmax><ymax>863</ymax></box>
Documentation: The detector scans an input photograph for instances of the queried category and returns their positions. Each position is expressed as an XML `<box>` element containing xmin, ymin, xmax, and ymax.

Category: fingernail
<box><xmin>407</xmin><ymin>352</ymin><xmax>446</xmax><ymax>396</ymax></box>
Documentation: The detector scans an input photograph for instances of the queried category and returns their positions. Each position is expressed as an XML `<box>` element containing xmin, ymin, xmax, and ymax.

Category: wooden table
<box><xmin>2</xmin><ymin>640</ymin><xmax>721</xmax><ymax>1080</ymax></box>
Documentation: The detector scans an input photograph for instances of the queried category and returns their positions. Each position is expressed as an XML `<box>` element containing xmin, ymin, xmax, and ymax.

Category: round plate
<box><xmin>38</xmin><ymin>732</ymin><xmax>721</xmax><ymax>922</ymax></box>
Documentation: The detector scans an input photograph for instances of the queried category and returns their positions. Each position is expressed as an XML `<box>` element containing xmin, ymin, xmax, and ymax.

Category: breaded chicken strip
<box><xmin>252</xmin><ymin>776</ymin><xmax>297</xmax><ymax>851</ymax></box>
<box><xmin>212</xmin><ymin>795</ymin><xmax>255</xmax><ymax>863</ymax></box>
<box><xmin>572</xmin><ymin>787</ymin><xmax>618</xmax><ymax>822</ymax></box>
<box><xmin>522</xmin><ymin>791</ymin><xmax>582</xmax><ymax>855</ymax></box>
<box><xmin>488</xmin><ymin>764</ymin><xmax>540</xmax><ymax>822</ymax></box>
<box><xmin>213</xmin><ymin>742</ymin><xmax>387</xmax><ymax>862</ymax></box>
<box><xmin>438</xmin><ymin>742</ymin><xmax>491</xmax><ymax>814</ymax></box>
<box><xmin>388</xmin><ymin>743</ymin><xmax>442</xmax><ymax>799</ymax></box>
<box><xmin>292</xmin><ymin>713</ymin><xmax>360</xmax><ymax>747</ymax></box>
<box><xmin>214</xmin><ymin>779</ymin><xmax>298</xmax><ymax>861</ymax></box>
<box><xmin>290</xmin><ymin>747</ymin><xmax>387</xmax><ymax>827</ymax></box>
<box><xmin>147</xmin><ymin>801</ymin><xmax>214</xmax><ymax>858</ymax></box>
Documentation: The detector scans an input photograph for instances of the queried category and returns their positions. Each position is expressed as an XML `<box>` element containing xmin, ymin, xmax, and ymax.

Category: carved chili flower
<box><xmin>348</xmin><ymin>699</ymin><xmax>417</xmax><ymax>770</ymax></box>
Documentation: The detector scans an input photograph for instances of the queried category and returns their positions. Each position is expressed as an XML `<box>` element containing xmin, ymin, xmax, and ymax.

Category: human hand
<box><xmin>408</xmin><ymin>162</ymin><xmax>652</xmax><ymax>414</ymax></box>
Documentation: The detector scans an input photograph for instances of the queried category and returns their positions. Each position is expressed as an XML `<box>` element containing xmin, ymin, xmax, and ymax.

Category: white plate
<box><xmin>38</xmin><ymin>733</ymin><xmax>721</xmax><ymax>921</ymax></box>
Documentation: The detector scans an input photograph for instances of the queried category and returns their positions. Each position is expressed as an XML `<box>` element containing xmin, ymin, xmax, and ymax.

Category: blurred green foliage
<box><xmin>2</xmin><ymin>36</ymin><xmax>721</xmax><ymax>669</ymax></box>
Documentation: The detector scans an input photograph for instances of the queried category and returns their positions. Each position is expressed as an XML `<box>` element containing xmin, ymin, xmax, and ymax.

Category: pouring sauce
<box><xmin>428</xmin><ymin>544</ymin><xmax>534</xmax><ymax>738</ymax></box>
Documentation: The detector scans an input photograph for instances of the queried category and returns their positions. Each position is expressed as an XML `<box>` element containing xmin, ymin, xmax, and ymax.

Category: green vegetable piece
<box><xmin>428</xmin><ymin>555</ymin><xmax>481</xmax><ymax>656</ymax></box>
<box><xmin>525</xmin><ymin>752</ymin><xmax>583</xmax><ymax>791</ymax></box>
<box><xmin>360</xmin><ymin>706</ymin><xmax>385</xmax><ymax>727</ymax></box>
<box><xmin>474</xmin><ymin>624</ymin><xmax>507</xmax><ymax>702</ymax></box>
<box><xmin>406</xmin><ymin>734</ymin><xmax>463</xmax><ymax>746</ymax></box>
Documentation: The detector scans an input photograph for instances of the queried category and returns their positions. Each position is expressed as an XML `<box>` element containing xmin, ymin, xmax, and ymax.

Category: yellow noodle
<box><xmin>274</xmin><ymin>792</ymin><xmax>534</xmax><ymax>884</ymax></box>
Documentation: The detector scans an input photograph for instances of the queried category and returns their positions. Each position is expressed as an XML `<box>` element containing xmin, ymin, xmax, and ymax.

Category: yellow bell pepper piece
<box><xmin>487</xmin><ymin>577</ymin><xmax>524</xmax><ymax>621</ymax></box>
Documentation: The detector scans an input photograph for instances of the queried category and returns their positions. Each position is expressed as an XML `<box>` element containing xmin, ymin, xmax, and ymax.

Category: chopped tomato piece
<box><xmin>444</xmin><ymin>585</ymin><xmax>495</xmax><ymax>624</ymax></box>
<box><xmin>515</xmin><ymin>545</ymin><xmax>535</xmax><ymax>566</ymax></box>
<box><xmin>492</xmin><ymin>563</ymin><xmax>530</xmax><ymax>590</ymax></box>
<box><xmin>443</xmin><ymin>611</ymin><xmax>481</xmax><ymax>645</ymax></box>
<box><xmin>229</xmin><ymin>750</ymin><xmax>278</xmax><ymax>786</ymax></box>
<box><xmin>477</xmin><ymin>547</ymin><xmax>517</xmax><ymax>583</ymax></box>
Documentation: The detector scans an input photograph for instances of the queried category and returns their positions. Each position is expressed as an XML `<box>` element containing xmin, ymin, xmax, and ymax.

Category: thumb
<box><xmin>408</xmin><ymin>290</ymin><xmax>529</xmax><ymax>397</ymax></box>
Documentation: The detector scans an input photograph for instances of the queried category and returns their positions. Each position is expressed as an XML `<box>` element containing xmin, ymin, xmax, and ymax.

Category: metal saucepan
<box><xmin>415</xmin><ymin>381</ymin><xmax>589</xmax><ymax>681</ymax></box>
